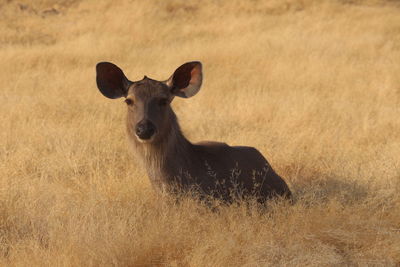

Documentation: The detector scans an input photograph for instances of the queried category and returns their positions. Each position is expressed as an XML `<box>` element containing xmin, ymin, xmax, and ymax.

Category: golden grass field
<box><xmin>1</xmin><ymin>0</ymin><xmax>400</xmax><ymax>265</ymax></box>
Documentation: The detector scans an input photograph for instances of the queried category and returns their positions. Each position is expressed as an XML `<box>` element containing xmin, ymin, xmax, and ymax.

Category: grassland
<box><xmin>0</xmin><ymin>0</ymin><xmax>400</xmax><ymax>265</ymax></box>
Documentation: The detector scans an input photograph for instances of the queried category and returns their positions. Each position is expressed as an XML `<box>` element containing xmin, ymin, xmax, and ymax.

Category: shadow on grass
<box><xmin>289</xmin><ymin>170</ymin><xmax>371</xmax><ymax>206</ymax></box>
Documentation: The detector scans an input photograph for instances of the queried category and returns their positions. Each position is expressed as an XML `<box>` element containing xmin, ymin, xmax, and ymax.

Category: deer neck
<box><xmin>129</xmin><ymin>111</ymin><xmax>193</xmax><ymax>190</ymax></box>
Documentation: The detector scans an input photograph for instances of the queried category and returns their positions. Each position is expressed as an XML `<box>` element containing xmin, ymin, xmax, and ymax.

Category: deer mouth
<box><xmin>135</xmin><ymin>129</ymin><xmax>157</xmax><ymax>143</ymax></box>
<box><xmin>135</xmin><ymin>134</ymin><xmax>156</xmax><ymax>143</ymax></box>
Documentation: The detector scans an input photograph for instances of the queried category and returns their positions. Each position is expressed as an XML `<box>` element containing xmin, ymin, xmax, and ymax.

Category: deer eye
<box><xmin>125</xmin><ymin>98</ymin><xmax>134</xmax><ymax>105</ymax></box>
<box><xmin>159</xmin><ymin>98</ymin><xmax>168</xmax><ymax>106</ymax></box>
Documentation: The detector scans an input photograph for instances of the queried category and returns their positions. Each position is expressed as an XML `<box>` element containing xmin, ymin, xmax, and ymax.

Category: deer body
<box><xmin>96</xmin><ymin>61</ymin><xmax>291</xmax><ymax>203</ymax></box>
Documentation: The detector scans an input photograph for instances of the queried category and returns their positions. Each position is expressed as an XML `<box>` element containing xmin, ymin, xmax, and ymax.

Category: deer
<box><xmin>95</xmin><ymin>61</ymin><xmax>292</xmax><ymax>203</ymax></box>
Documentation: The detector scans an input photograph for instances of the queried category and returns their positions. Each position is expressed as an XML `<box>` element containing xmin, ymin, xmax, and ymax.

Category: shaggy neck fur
<box><xmin>128</xmin><ymin>110</ymin><xmax>193</xmax><ymax>191</ymax></box>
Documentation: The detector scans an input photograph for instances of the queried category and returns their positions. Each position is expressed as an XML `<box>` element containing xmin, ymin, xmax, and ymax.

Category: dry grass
<box><xmin>1</xmin><ymin>0</ymin><xmax>400</xmax><ymax>265</ymax></box>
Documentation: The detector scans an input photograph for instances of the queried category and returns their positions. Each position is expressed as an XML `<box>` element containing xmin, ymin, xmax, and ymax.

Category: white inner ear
<box><xmin>165</xmin><ymin>76</ymin><xmax>173</xmax><ymax>88</ymax></box>
<box><xmin>180</xmin><ymin>81</ymin><xmax>201</xmax><ymax>98</ymax></box>
<box><xmin>165</xmin><ymin>65</ymin><xmax>203</xmax><ymax>98</ymax></box>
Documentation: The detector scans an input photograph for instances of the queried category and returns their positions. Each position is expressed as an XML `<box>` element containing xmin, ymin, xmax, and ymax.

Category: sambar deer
<box><xmin>96</xmin><ymin>61</ymin><xmax>291</xmax><ymax>203</ymax></box>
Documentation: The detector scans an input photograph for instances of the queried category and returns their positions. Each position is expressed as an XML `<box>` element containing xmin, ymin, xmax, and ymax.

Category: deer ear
<box><xmin>96</xmin><ymin>62</ymin><xmax>131</xmax><ymax>99</ymax></box>
<box><xmin>166</xmin><ymin>61</ymin><xmax>202</xmax><ymax>98</ymax></box>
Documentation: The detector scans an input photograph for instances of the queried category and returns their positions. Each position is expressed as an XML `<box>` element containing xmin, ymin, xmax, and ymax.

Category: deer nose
<box><xmin>135</xmin><ymin>120</ymin><xmax>156</xmax><ymax>140</ymax></box>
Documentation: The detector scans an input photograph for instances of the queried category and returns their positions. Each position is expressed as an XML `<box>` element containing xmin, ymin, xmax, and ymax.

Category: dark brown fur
<box><xmin>96</xmin><ymin>61</ymin><xmax>292</xmax><ymax>203</ymax></box>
